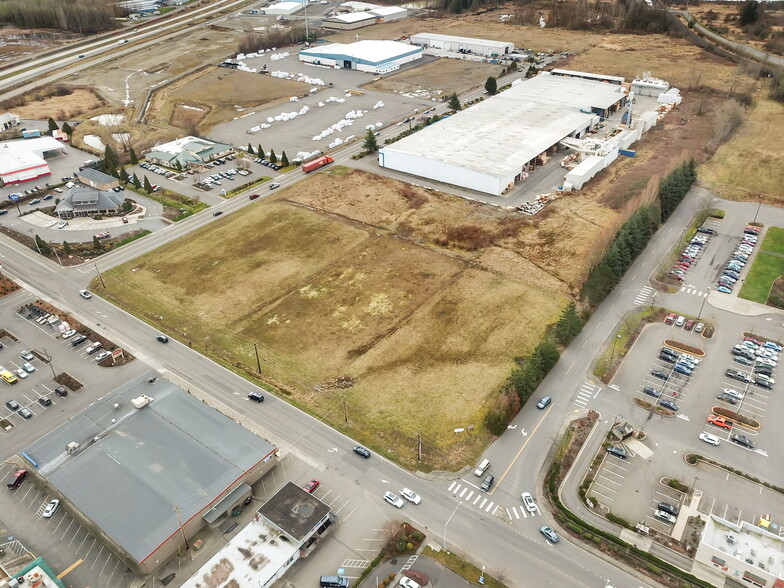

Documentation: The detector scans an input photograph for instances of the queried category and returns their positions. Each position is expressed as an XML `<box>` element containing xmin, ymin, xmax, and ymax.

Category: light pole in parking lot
<box><xmin>753</xmin><ymin>194</ymin><xmax>764</xmax><ymax>224</ymax></box>
<box><xmin>691</xmin><ymin>475</ymin><xmax>699</xmax><ymax>499</ymax></box>
<box><xmin>698</xmin><ymin>287</ymin><xmax>710</xmax><ymax>319</ymax></box>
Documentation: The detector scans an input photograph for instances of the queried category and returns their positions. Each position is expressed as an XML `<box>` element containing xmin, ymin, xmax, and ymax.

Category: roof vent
<box><xmin>131</xmin><ymin>394</ymin><xmax>154</xmax><ymax>409</ymax></box>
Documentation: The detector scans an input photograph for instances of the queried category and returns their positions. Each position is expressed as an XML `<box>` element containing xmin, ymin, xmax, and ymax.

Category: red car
<box><xmin>303</xmin><ymin>479</ymin><xmax>320</xmax><ymax>493</ymax></box>
<box><xmin>665</xmin><ymin>313</ymin><xmax>676</xmax><ymax>325</ymax></box>
<box><xmin>684</xmin><ymin>319</ymin><xmax>695</xmax><ymax>331</ymax></box>
<box><xmin>249</xmin><ymin>193</ymin><xmax>260</xmax><ymax>200</ymax></box>
<box><xmin>708</xmin><ymin>415</ymin><xmax>733</xmax><ymax>430</ymax></box>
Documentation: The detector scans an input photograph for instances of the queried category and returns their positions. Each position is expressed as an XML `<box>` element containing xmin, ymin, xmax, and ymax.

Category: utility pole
<box><xmin>43</xmin><ymin>348</ymin><xmax>56</xmax><ymax>378</ymax></box>
<box><xmin>174</xmin><ymin>505</ymin><xmax>190</xmax><ymax>550</ymax></box>
<box><xmin>417</xmin><ymin>432</ymin><xmax>422</xmax><ymax>462</ymax></box>
<box><xmin>52</xmin><ymin>244</ymin><xmax>62</xmax><ymax>266</ymax></box>
<box><xmin>343</xmin><ymin>396</ymin><xmax>348</xmax><ymax>423</ymax></box>
<box><xmin>304</xmin><ymin>0</ymin><xmax>309</xmax><ymax>43</ymax></box>
<box><xmin>94</xmin><ymin>260</ymin><xmax>106</xmax><ymax>288</ymax></box>
<box><xmin>253</xmin><ymin>343</ymin><xmax>261</xmax><ymax>373</ymax></box>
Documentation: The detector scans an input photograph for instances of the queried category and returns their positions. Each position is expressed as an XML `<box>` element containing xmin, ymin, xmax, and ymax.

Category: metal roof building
<box><xmin>409</xmin><ymin>33</ymin><xmax>514</xmax><ymax>56</ymax></box>
<box><xmin>299</xmin><ymin>40</ymin><xmax>422</xmax><ymax>74</ymax></box>
<box><xmin>0</xmin><ymin>136</ymin><xmax>65</xmax><ymax>186</ymax></box>
<box><xmin>379</xmin><ymin>72</ymin><xmax>628</xmax><ymax>196</ymax></box>
<box><xmin>19</xmin><ymin>374</ymin><xmax>278</xmax><ymax>575</ymax></box>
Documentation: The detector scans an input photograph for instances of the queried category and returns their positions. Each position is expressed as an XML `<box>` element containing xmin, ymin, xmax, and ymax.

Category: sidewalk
<box><xmin>360</xmin><ymin>546</ymin><xmax>480</xmax><ymax>588</ymax></box>
<box><xmin>706</xmin><ymin>289</ymin><xmax>783</xmax><ymax>319</ymax></box>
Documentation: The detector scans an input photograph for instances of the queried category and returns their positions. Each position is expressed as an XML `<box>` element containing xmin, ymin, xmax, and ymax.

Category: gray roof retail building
<box><xmin>55</xmin><ymin>185</ymin><xmax>124</xmax><ymax>218</ymax></box>
<box><xmin>379</xmin><ymin>72</ymin><xmax>628</xmax><ymax>196</ymax></box>
<box><xmin>19</xmin><ymin>374</ymin><xmax>278</xmax><ymax>575</ymax></box>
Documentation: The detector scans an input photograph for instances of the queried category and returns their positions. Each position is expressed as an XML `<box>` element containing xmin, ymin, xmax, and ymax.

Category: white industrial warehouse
<box><xmin>409</xmin><ymin>32</ymin><xmax>514</xmax><ymax>56</ymax></box>
<box><xmin>323</xmin><ymin>2</ymin><xmax>407</xmax><ymax>29</ymax></box>
<box><xmin>299</xmin><ymin>40</ymin><xmax>422</xmax><ymax>74</ymax></box>
<box><xmin>379</xmin><ymin>72</ymin><xmax>630</xmax><ymax>196</ymax></box>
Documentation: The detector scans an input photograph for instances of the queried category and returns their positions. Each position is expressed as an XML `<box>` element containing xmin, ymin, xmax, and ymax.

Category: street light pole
<box><xmin>753</xmin><ymin>194</ymin><xmax>764</xmax><ymax>224</ymax></box>
<box><xmin>443</xmin><ymin>501</ymin><xmax>462</xmax><ymax>551</ymax></box>
<box><xmin>698</xmin><ymin>287</ymin><xmax>710</xmax><ymax>319</ymax></box>
<box><xmin>691</xmin><ymin>475</ymin><xmax>699</xmax><ymax>499</ymax></box>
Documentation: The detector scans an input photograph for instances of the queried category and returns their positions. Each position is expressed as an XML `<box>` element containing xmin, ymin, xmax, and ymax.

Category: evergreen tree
<box><xmin>258</xmin><ymin>145</ymin><xmax>264</xmax><ymax>158</ymax></box>
<box><xmin>129</xmin><ymin>147</ymin><xmax>138</xmax><ymax>165</ymax></box>
<box><xmin>93</xmin><ymin>235</ymin><xmax>102</xmax><ymax>249</ymax></box>
<box><xmin>485</xmin><ymin>76</ymin><xmax>498</xmax><ymax>95</ymax></box>
<box><xmin>554</xmin><ymin>301</ymin><xmax>582</xmax><ymax>345</ymax></box>
<box><xmin>102</xmin><ymin>145</ymin><xmax>118</xmax><ymax>175</ymax></box>
<box><xmin>118</xmin><ymin>167</ymin><xmax>130</xmax><ymax>183</ymax></box>
<box><xmin>247</xmin><ymin>143</ymin><xmax>255</xmax><ymax>154</ymax></box>
<box><xmin>130</xmin><ymin>173</ymin><xmax>139</xmax><ymax>186</ymax></box>
<box><xmin>61</xmin><ymin>121</ymin><xmax>73</xmax><ymax>137</ymax></box>
<box><xmin>175</xmin><ymin>160</ymin><xmax>182</xmax><ymax>171</ymax></box>
<box><xmin>363</xmin><ymin>129</ymin><xmax>378</xmax><ymax>152</ymax></box>
<box><xmin>281</xmin><ymin>151</ymin><xmax>289</xmax><ymax>166</ymax></box>
<box><xmin>63</xmin><ymin>241</ymin><xmax>72</xmax><ymax>254</ymax></box>
<box><xmin>526</xmin><ymin>65</ymin><xmax>537</xmax><ymax>78</ymax></box>
<box><xmin>123</xmin><ymin>199</ymin><xmax>132</xmax><ymax>212</ymax></box>
<box><xmin>739</xmin><ymin>0</ymin><xmax>760</xmax><ymax>25</ymax></box>
<box><xmin>448</xmin><ymin>93</ymin><xmax>461</xmax><ymax>111</ymax></box>
<box><xmin>34</xmin><ymin>234</ymin><xmax>51</xmax><ymax>255</ymax></box>
<box><xmin>448</xmin><ymin>0</ymin><xmax>462</xmax><ymax>13</ymax></box>
<box><xmin>269</xmin><ymin>149</ymin><xmax>277</xmax><ymax>164</ymax></box>
<box><xmin>47</xmin><ymin>117</ymin><xmax>59</xmax><ymax>131</ymax></box>
<box><xmin>143</xmin><ymin>175</ymin><xmax>153</xmax><ymax>193</ymax></box>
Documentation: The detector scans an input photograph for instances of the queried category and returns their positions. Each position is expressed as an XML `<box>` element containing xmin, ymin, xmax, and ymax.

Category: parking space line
<box><xmin>61</xmin><ymin>519</ymin><xmax>75</xmax><ymax>540</ymax></box>
<box><xmin>599</xmin><ymin>468</ymin><xmax>625</xmax><ymax>479</ymax></box>
<box><xmin>592</xmin><ymin>480</ymin><xmax>620</xmax><ymax>493</ymax></box>
<box><xmin>90</xmin><ymin>546</ymin><xmax>105</xmax><ymax>569</ymax></box>
<box><xmin>590</xmin><ymin>489</ymin><xmax>615</xmax><ymax>502</ymax></box>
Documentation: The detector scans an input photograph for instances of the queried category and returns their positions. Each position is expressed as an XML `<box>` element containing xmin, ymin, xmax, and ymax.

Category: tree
<box><xmin>257</xmin><ymin>144</ymin><xmax>264</xmax><ymax>158</ymax></box>
<box><xmin>739</xmin><ymin>0</ymin><xmax>760</xmax><ymax>26</ymax></box>
<box><xmin>118</xmin><ymin>167</ymin><xmax>130</xmax><ymax>184</ymax></box>
<box><xmin>61</xmin><ymin>121</ymin><xmax>73</xmax><ymax>137</ymax></box>
<box><xmin>102</xmin><ymin>145</ymin><xmax>118</xmax><ymax>175</ymax></box>
<box><xmin>485</xmin><ymin>76</ymin><xmax>497</xmax><ymax>95</ymax></box>
<box><xmin>93</xmin><ymin>235</ymin><xmax>102</xmax><ymax>249</ymax></box>
<box><xmin>34</xmin><ymin>234</ymin><xmax>51</xmax><ymax>255</ymax></box>
<box><xmin>62</xmin><ymin>241</ymin><xmax>72</xmax><ymax>254</ymax></box>
<box><xmin>175</xmin><ymin>160</ymin><xmax>183</xmax><ymax>171</ymax></box>
<box><xmin>281</xmin><ymin>151</ymin><xmax>289</xmax><ymax>166</ymax></box>
<box><xmin>47</xmin><ymin>117</ymin><xmax>59</xmax><ymax>131</ymax></box>
<box><xmin>247</xmin><ymin>143</ymin><xmax>255</xmax><ymax>154</ymax></box>
<box><xmin>129</xmin><ymin>147</ymin><xmax>138</xmax><ymax>165</ymax></box>
<box><xmin>363</xmin><ymin>129</ymin><xmax>379</xmax><ymax>152</ymax></box>
<box><xmin>122</xmin><ymin>199</ymin><xmax>132</xmax><ymax>212</ymax></box>
<box><xmin>554</xmin><ymin>301</ymin><xmax>582</xmax><ymax>345</ymax></box>
<box><xmin>130</xmin><ymin>173</ymin><xmax>139</xmax><ymax>186</ymax></box>
<box><xmin>269</xmin><ymin>149</ymin><xmax>277</xmax><ymax>163</ymax></box>
<box><xmin>526</xmin><ymin>65</ymin><xmax>537</xmax><ymax>78</ymax></box>
<box><xmin>448</xmin><ymin>93</ymin><xmax>461</xmax><ymax>111</ymax></box>
<box><xmin>143</xmin><ymin>175</ymin><xmax>153</xmax><ymax>193</ymax></box>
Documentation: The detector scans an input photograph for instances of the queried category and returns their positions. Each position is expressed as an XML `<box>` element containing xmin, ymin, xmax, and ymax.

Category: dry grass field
<box><xmin>7</xmin><ymin>88</ymin><xmax>106</xmax><ymax>120</ymax></box>
<box><xmin>102</xmin><ymin>170</ymin><xmax>585</xmax><ymax>469</ymax></box>
<box><xmin>699</xmin><ymin>94</ymin><xmax>784</xmax><ymax>205</ymax></box>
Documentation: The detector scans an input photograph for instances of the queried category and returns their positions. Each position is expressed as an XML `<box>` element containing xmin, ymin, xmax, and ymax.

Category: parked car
<box><xmin>5</xmin><ymin>400</ymin><xmax>20</xmax><ymax>411</ymax></box>
<box><xmin>38</xmin><ymin>397</ymin><xmax>52</xmax><ymax>407</ymax></box>
<box><xmin>658</xmin><ymin>502</ymin><xmax>679</xmax><ymax>516</ymax></box>
<box><xmin>731</xmin><ymin>434</ymin><xmax>755</xmax><ymax>449</ymax></box>
<box><xmin>675</xmin><ymin>316</ymin><xmax>686</xmax><ymax>327</ymax></box>
<box><xmin>55</xmin><ymin>386</ymin><xmax>68</xmax><ymax>397</ymax></box>
<box><xmin>660</xmin><ymin>400</ymin><xmax>679</xmax><ymax>411</ymax></box>
<box><xmin>606</xmin><ymin>445</ymin><xmax>627</xmax><ymax>459</ymax></box>
<box><xmin>20</xmin><ymin>350</ymin><xmax>34</xmax><ymax>361</ymax></box>
<box><xmin>708</xmin><ymin>415</ymin><xmax>733</xmax><ymax>430</ymax></box>
<box><xmin>303</xmin><ymin>479</ymin><xmax>320</xmax><ymax>493</ymax></box>
<box><xmin>699</xmin><ymin>432</ymin><xmax>720</xmax><ymax>446</ymax></box>
<box><xmin>664</xmin><ymin>313</ymin><xmax>676</xmax><ymax>325</ymax></box>
<box><xmin>642</xmin><ymin>386</ymin><xmax>660</xmax><ymax>398</ymax></box>
<box><xmin>654</xmin><ymin>509</ymin><xmax>676</xmax><ymax>524</ymax></box>
<box><xmin>19</xmin><ymin>408</ymin><xmax>33</xmax><ymax>419</ymax></box>
<box><xmin>14</xmin><ymin>368</ymin><xmax>27</xmax><ymax>379</ymax></box>
<box><xmin>684</xmin><ymin>319</ymin><xmax>695</xmax><ymax>331</ymax></box>
<box><xmin>651</xmin><ymin>370</ymin><xmax>669</xmax><ymax>380</ymax></box>
<box><xmin>42</xmin><ymin>499</ymin><xmax>60</xmax><ymax>518</ymax></box>
<box><xmin>726</xmin><ymin>369</ymin><xmax>751</xmax><ymax>383</ymax></box>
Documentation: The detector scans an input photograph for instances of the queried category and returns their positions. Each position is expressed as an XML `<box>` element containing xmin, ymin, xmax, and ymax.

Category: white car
<box><xmin>722</xmin><ymin>388</ymin><xmax>743</xmax><ymax>401</ymax></box>
<box><xmin>14</xmin><ymin>368</ymin><xmax>28</xmax><ymax>379</ymax></box>
<box><xmin>521</xmin><ymin>492</ymin><xmax>536</xmax><ymax>512</ymax></box>
<box><xmin>22</xmin><ymin>362</ymin><xmax>35</xmax><ymax>373</ymax></box>
<box><xmin>94</xmin><ymin>350</ymin><xmax>111</xmax><ymax>361</ymax></box>
<box><xmin>62</xmin><ymin>330</ymin><xmax>76</xmax><ymax>339</ymax></box>
<box><xmin>383</xmin><ymin>491</ymin><xmax>404</xmax><ymax>508</ymax></box>
<box><xmin>675</xmin><ymin>316</ymin><xmax>686</xmax><ymax>327</ymax></box>
<box><xmin>398</xmin><ymin>577</ymin><xmax>421</xmax><ymax>588</ymax></box>
<box><xmin>400</xmin><ymin>488</ymin><xmax>421</xmax><ymax>504</ymax></box>
<box><xmin>45</xmin><ymin>220</ymin><xmax>58</xmax><ymax>228</ymax></box>
<box><xmin>42</xmin><ymin>499</ymin><xmax>60</xmax><ymax>518</ymax></box>
<box><xmin>57</xmin><ymin>221</ymin><xmax>68</xmax><ymax>229</ymax></box>
<box><xmin>79</xmin><ymin>290</ymin><xmax>92</xmax><ymax>299</ymax></box>
<box><xmin>699</xmin><ymin>432</ymin><xmax>720</xmax><ymax>446</ymax></box>
<box><xmin>654</xmin><ymin>509</ymin><xmax>676</xmax><ymax>524</ymax></box>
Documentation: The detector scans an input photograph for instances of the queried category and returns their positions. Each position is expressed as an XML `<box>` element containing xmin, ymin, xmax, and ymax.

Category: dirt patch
<box><xmin>54</xmin><ymin>373</ymin><xmax>83</xmax><ymax>392</ymax></box>
<box><xmin>0</xmin><ymin>274</ymin><xmax>21</xmax><ymax>297</ymax></box>
<box><xmin>367</xmin><ymin>58</ymin><xmax>504</xmax><ymax>97</ymax></box>
<box><xmin>149</xmin><ymin>66</ymin><xmax>310</xmax><ymax>134</ymax></box>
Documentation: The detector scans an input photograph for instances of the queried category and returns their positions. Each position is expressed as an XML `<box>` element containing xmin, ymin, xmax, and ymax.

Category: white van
<box><xmin>474</xmin><ymin>459</ymin><xmax>490</xmax><ymax>477</ymax></box>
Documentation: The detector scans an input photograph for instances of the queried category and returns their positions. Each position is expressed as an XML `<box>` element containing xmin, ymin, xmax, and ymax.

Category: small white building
<box><xmin>631</xmin><ymin>77</ymin><xmax>670</xmax><ymax>96</ymax></box>
<box><xmin>409</xmin><ymin>32</ymin><xmax>514</xmax><ymax>57</ymax></box>
<box><xmin>264</xmin><ymin>1</ymin><xmax>304</xmax><ymax>15</ymax></box>
<box><xmin>300</xmin><ymin>40</ymin><xmax>422</xmax><ymax>74</ymax></box>
<box><xmin>0</xmin><ymin>112</ymin><xmax>20</xmax><ymax>131</ymax></box>
<box><xmin>322</xmin><ymin>11</ymin><xmax>377</xmax><ymax>29</ymax></box>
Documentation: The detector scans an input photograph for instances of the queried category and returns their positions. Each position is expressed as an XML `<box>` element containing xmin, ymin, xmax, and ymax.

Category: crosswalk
<box><xmin>632</xmin><ymin>285</ymin><xmax>654</xmax><ymax>306</ymax></box>
<box><xmin>680</xmin><ymin>286</ymin><xmax>708</xmax><ymax>297</ymax></box>
<box><xmin>575</xmin><ymin>381</ymin><xmax>599</xmax><ymax>408</ymax></box>
<box><xmin>447</xmin><ymin>480</ymin><xmax>500</xmax><ymax>514</ymax></box>
<box><xmin>506</xmin><ymin>504</ymin><xmax>541</xmax><ymax>520</ymax></box>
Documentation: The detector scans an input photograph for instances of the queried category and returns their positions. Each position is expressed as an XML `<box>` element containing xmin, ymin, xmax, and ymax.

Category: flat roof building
<box><xmin>0</xmin><ymin>136</ymin><xmax>65</xmax><ymax>186</ymax></box>
<box><xmin>183</xmin><ymin>482</ymin><xmax>337</xmax><ymax>588</ymax></box>
<box><xmin>409</xmin><ymin>33</ymin><xmax>514</xmax><ymax>56</ymax></box>
<box><xmin>323</xmin><ymin>3</ymin><xmax>407</xmax><ymax>28</ymax></box>
<box><xmin>19</xmin><ymin>375</ymin><xmax>278</xmax><ymax>575</ymax></box>
<box><xmin>696</xmin><ymin>515</ymin><xmax>784</xmax><ymax>587</ymax></box>
<box><xmin>300</xmin><ymin>40</ymin><xmax>422</xmax><ymax>74</ymax></box>
<box><xmin>264</xmin><ymin>1</ymin><xmax>304</xmax><ymax>15</ymax></box>
<box><xmin>379</xmin><ymin>72</ymin><xmax>627</xmax><ymax>196</ymax></box>
<box><xmin>549</xmin><ymin>69</ymin><xmax>625</xmax><ymax>85</ymax></box>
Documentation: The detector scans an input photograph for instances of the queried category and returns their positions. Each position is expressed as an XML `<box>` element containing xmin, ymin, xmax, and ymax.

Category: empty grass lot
<box><xmin>739</xmin><ymin>228</ymin><xmax>784</xmax><ymax>304</ymax></box>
